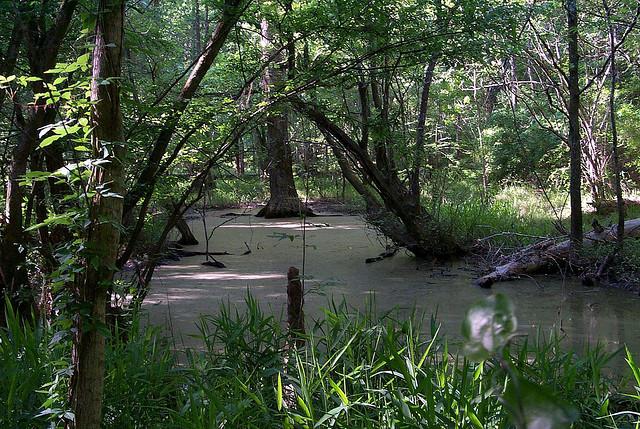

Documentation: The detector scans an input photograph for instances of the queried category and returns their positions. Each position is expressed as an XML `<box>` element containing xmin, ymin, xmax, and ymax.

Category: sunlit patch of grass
<box><xmin>436</xmin><ymin>185</ymin><xmax>640</xmax><ymax>249</ymax></box>
<box><xmin>436</xmin><ymin>186</ymin><xmax>561</xmax><ymax>247</ymax></box>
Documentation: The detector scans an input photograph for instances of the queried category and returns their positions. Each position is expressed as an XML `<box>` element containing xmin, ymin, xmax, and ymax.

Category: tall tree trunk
<box><xmin>566</xmin><ymin>0</ymin><xmax>583</xmax><ymax>249</ymax></box>
<box><xmin>0</xmin><ymin>18</ymin><xmax>23</xmax><ymax>110</ymax></box>
<box><xmin>192</xmin><ymin>0</ymin><xmax>202</xmax><ymax>59</ymax></box>
<box><xmin>68</xmin><ymin>0</ymin><xmax>125</xmax><ymax>426</ymax></box>
<box><xmin>604</xmin><ymin>1</ymin><xmax>624</xmax><ymax>248</ymax></box>
<box><xmin>235</xmin><ymin>135</ymin><xmax>245</xmax><ymax>175</ymax></box>
<box><xmin>410</xmin><ymin>55</ymin><xmax>438</xmax><ymax>205</ymax></box>
<box><xmin>256</xmin><ymin>17</ymin><xmax>311</xmax><ymax>218</ymax></box>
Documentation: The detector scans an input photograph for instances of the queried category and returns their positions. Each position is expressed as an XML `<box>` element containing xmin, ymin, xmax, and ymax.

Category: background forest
<box><xmin>1</xmin><ymin>0</ymin><xmax>640</xmax><ymax>427</ymax></box>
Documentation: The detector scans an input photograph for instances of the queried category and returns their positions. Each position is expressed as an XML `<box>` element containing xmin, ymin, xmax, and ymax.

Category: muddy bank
<box><xmin>145</xmin><ymin>208</ymin><xmax>640</xmax><ymax>363</ymax></box>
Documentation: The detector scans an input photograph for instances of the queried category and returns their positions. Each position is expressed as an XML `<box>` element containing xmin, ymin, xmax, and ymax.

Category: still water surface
<box><xmin>146</xmin><ymin>210</ymin><xmax>640</xmax><ymax>371</ymax></box>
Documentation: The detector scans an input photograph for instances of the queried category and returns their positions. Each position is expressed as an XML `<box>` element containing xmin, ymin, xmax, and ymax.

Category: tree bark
<box><xmin>68</xmin><ymin>0</ymin><xmax>125</xmax><ymax>426</ymax></box>
<box><xmin>566</xmin><ymin>0</ymin><xmax>583</xmax><ymax>250</ymax></box>
<box><xmin>410</xmin><ymin>55</ymin><xmax>438</xmax><ymax>204</ymax></box>
<box><xmin>256</xmin><ymin>17</ymin><xmax>311</xmax><ymax>218</ymax></box>
<box><xmin>175</xmin><ymin>214</ymin><xmax>199</xmax><ymax>245</ymax></box>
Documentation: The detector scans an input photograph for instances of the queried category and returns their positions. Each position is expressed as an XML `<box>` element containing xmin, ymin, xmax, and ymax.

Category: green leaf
<box><xmin>297</xmin><ymin>396</ymin><xmax>311</xmax><ymax>418</ymax></box>
<box><xmin>276</xmin><ymin>372</ymin><xmax>283</xmax><ymax>411</ymax></box>
<box><xmin>53</xmin><ymin>76</ymin><xmax>67</xmax><ymax>86</ymax></box>
<box><xmin>502</xmin><ymin>376</ymin><xmax>579</xmax><ymax>428</ymax></box>
<box><xmin>328</xmin><ymin>378</ymin><xmax>349</xmax><ymax>405</ymax></box>
<box><xmin>40</xmin><ymin>134</ymin><xmax>63</xmax><ymax>148</ymax></box>
<box><xmin>467</xmin><ymin>406</ymin><xmax>484</xmax><ymax>429</ymax></box>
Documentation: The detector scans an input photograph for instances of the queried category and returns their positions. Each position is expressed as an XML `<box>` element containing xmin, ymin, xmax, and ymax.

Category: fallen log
<box><xmin>475</xmin><ymin>218</ymin><xmax>640</xmax><ymax>288</ymax></box>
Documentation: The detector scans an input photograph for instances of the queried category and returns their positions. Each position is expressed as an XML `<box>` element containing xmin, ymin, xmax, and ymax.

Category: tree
<box><xmin>121</xmin><ymin>0</ymin><xmax>247</xmax><ymax>227</ymax></box>
<box><xmin>255</xmin><ymin>4</ymin><xmax>311</xmax><ymax>218</ymax></box>
<box><xmin>68</xmin><ymin>0</ymin><xmax>125</xmax><ymax>425</ymax></box>
<box><xmin>1</xmin><ymin>0</ymin><xmax>78</xmax><ymax>321</ymax></box>
<box><xmin>566</xmin><ymin>0</ymin><xmax>583</xmax><ymax>249</ymax></box>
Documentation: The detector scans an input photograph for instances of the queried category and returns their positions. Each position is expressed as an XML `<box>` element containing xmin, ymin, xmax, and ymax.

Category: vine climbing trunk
<box><xmin>68</xmin><ymin>0</ymin><xmax>125</xmax><ymax>426</ymax></box>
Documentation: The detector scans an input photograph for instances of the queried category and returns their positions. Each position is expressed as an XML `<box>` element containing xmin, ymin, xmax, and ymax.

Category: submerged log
<box><xmin>475</xmin><ymin>218</ymin><xmax>640</xmax><ymax>288</ymax></box>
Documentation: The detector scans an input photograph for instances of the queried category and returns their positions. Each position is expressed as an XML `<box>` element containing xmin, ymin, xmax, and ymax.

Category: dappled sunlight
<box><xmin>216</xmin><ymin>223</ymin><xmax>362</xmax><ymax>231</ymax></box>
<box><xmin>154</xmin><ymin>271</ymin><xmax>284</xmax><ymax>282</ymax></box>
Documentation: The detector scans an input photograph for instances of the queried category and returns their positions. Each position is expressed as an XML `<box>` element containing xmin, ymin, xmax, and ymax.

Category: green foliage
<box><xmin>2</xmin><ymin>296</ymin><xmax>640</xmax><ymax>428</ymax></box>
<box><xmin>0</xmin><ymin>301</ymin><xmax>70</xmax><ymax>428</ymax></box>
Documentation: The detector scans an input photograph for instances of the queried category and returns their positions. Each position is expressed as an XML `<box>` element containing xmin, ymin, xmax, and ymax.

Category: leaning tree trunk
<box><xmin>175</xmin><ymin>214</ymin><xmax>199</xmax><ymax>245</ymax></box>
<box><xmin>328</xmin><ymin>137</ymin><xmax>416</xmax><ymax>249</ymax></box>
<box><xmin>68</xmin><ymin>0</ymin><xmax>125</xmax><ymax>427</ymax></box>
<box><xmin>255</xmin><ymin>17</ymin><xmax>312</xmax><ymax>218</ymax></box>
<box><xmin>292</xmin><ymin>97</ymin><xmax>460</xmax><ymax>258</ymax></box>
<box><xmin>121</xmin><ymin>0</ymin><xmax>245</xmax><ymax>225</ymax></box>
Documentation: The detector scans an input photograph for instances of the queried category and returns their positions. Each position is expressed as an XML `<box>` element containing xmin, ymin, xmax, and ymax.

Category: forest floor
<box><xmin>144</xmin><ymin>205</ymin><xmax>640</xmax><ymax>365</ymax></box>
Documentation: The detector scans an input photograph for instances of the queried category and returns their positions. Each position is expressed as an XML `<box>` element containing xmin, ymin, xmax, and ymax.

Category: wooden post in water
<box><xmin>287</xmin><ymin>266</ymin><xmax>305</xmax><ymax>345</ymax></box>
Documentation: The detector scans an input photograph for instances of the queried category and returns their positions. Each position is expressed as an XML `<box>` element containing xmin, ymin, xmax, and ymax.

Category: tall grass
<box><xmin>1</xmin><ymin>296</ymin><xmax>639</xmax><ymax>428</ymax></box>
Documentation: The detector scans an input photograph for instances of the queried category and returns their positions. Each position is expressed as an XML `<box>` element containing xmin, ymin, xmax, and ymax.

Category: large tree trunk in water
<box><xmin>475</xmin><ymin>219</ymin><xmax>640</xmax><ymax>288</ymax></box>
<box><xmin>68</xmin><ymin>0</ymin><xmax>125</xmax><ymax>426</ymax></box>
<box><xmin>566</xmin><ymin>0</ymin><xmax>583</xmax><ymax>249</ymax></box>
<box><xmin>175</xmin><ymin>215</ymin><xmax>199</xmax><ymax>245</ymax></box>
<box><xmin>256</xmin><ymin>17</ymin><xmax>311</xmax><ymax>218</ymax></box>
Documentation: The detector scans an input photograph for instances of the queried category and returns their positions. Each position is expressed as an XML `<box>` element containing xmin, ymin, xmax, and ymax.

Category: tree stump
<box><xmin>287</xmin><ymin>266</ymin><xmax>305</xmax><ymax>345</ymax></box>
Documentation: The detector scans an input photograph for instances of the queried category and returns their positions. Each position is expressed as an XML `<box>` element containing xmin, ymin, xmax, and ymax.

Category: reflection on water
<box><xmin>147</xmin><ymin>210</ymin><xmax>640</xmax><ymax>373</ymax></box>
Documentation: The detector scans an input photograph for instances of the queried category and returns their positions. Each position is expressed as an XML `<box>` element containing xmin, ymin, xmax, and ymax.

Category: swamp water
<box><xmin>146</xmin><ymin>209</ymin><xmax>640</xmax><ymax>371</ymax></box>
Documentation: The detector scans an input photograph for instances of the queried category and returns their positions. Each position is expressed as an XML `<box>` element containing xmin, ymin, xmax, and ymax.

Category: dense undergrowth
<box><xmin>2</xmin><ymin>295</ymin><xmax>639</xmax><ymax>428</ymax></box>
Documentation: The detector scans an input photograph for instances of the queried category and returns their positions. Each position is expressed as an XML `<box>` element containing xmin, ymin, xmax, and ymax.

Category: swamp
<box><xmin>1</xmin><ymin>0</ymin><xmax>640</xmax><ymax>427</ymax></box>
